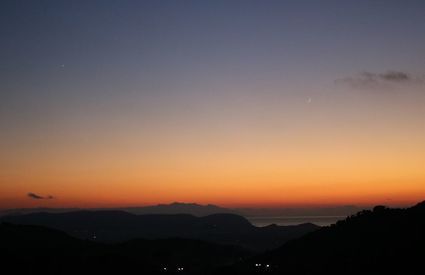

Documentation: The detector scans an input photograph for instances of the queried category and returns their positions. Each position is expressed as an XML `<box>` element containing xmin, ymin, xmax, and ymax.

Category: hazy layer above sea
<box><xmin>247</xmin><ymin>215</ymin><xmax>345</xmax><ymax>227</ymax></box>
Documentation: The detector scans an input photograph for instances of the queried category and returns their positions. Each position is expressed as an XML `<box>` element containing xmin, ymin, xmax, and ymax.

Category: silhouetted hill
<box><xmin>123</xmin><ymin>202</ymin><xmax>235</xmax><ymax>216</ymax></box>
<box><xmin>218</xmin><ymin>201</ymin><xmax>425</xmax><ymax>275</ymax></box>
<box><xmin>0</xmin><ymin>202</ymin><xmax>233</xmax><ymax>217</ymax></box>
<box><xmin>1</xmin><ymin>211</ymin><xmax>318</xmax><ymax>251</ymax></box>
<box><xmin>0</xmin><ymin>222</ymin><xmax>250</xmax><ymax>275</ymax></box>
<box><xmin>0</xmin><ymin>207</ymin><xmax>80</xmax><ymax>217</ymax></box>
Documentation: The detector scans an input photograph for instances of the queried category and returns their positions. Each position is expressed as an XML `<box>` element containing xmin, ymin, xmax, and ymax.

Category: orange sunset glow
<box><xmin>1</xmin><ymin>0</ymin><xmax>425</xmax><ymax>211</ymax></box>
<box><xmin>2</xmin><ymin>101</ymin><xmax>425</xmax><ymax>209</ymax></box>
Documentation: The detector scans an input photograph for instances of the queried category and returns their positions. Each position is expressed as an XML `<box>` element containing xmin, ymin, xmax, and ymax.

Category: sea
<box><xmin>247</xmin><ymin>215</ymin><xmax>346</xmax><ymax>227</ymax></box>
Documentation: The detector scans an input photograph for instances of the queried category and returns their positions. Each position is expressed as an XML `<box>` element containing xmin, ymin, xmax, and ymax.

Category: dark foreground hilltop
<box><xmin>1</xmin><ymin>201</ymin><xmax>424</xmax><ymax>275</ymax></box>
<box><xmin>218</xmin><ymin>201</ymin><xmax>425</xmax><ymax>275</ymax></box>
<box><xmin>0</xmin><ymin>222</ymin><xmax>250</xmax><ymax>275</ymax></box>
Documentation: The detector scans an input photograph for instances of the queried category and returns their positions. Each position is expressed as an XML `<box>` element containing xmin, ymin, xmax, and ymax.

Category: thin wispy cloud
<box><xmin>335</xmin><ymin>70</ymin><xmax>424</xmax><ymax>89</ymax></box>
<box><xmin>27</xmin><ymin>192</ymin><xmax>54</xmax><ymax>200</ymax></box>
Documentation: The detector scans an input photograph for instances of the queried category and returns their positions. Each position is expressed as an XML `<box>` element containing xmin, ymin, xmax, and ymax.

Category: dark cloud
<box><xmin>379</xmin><ymin>71</ymin><xmax>410</xmax><ymax>82</ymax></box>
<box><xmin>27</xmin><ymin>193</ymin><xmax>54</xmax><ymax>200</ymax></box>
<box><xmin>335</xmin><ymin>70</ymin><xmax>422</xmax><ymax>89</ymax></box>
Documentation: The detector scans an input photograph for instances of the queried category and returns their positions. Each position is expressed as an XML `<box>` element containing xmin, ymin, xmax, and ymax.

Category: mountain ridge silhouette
<box><xmin>1</xmin><ymin>210</ymin><xmax>318</xmax><ymax>251</ymax></box>
<box><xmin>0</xmin><ymin>222</ymin><xmax>250</xmax><ymax>275</ymax></box>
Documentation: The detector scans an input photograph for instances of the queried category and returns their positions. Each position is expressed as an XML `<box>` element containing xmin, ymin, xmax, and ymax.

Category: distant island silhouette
<box><xmin>0</xmin><ymin>202</ymin><xmax>234</xmax><ymax>217</ymax></box>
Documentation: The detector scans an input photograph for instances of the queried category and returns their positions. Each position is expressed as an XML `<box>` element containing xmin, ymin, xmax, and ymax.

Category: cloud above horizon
<box><xmin>27</xmin><ymin>193</ymin><xmax>54</xmax><ymax>200</ymax></box>
<box><xmin>335</xmin><ymin>70</ymin><xmax>424</xmax><ymax>89</ymax></box>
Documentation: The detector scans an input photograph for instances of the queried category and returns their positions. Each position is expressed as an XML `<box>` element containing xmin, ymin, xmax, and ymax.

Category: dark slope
<box><xmin>1</xmin><ymin>211</ymin><xmax>318</xmax><ymax>251</ymax></box>
<box><xmin>219</xmin><ymin>201</ymin><xmax>425</xmax><ymax>275</ymax></box>
<box><xmin>0</xmin><ymin>222</ymin><xmax>250</xmax><ymax>275</ymax></box>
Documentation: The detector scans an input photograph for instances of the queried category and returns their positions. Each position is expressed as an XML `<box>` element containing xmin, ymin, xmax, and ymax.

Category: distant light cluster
<box><xmin>162</xmin><ymin>266</ymin><xmax>185</xmax><ymax>272</ymax></box>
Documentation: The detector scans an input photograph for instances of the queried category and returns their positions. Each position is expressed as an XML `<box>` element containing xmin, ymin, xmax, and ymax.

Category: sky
<box><xmin>1</xmin><ymin>0</ymin><xmax>425</xmax><ymax>209</ymax></box>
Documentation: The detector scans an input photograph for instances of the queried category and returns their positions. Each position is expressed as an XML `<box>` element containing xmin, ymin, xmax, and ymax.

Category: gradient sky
<box><xmin>1</xmin><ymin>0</ymin><xmax>425</xmax><ymax>209</ymax></box>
